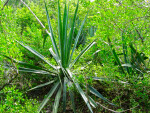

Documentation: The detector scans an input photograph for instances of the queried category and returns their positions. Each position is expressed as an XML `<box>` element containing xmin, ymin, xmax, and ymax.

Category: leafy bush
<box><xmin>0</xmin><ymin>85</ymin><xmax>39</xmax><ymax>113</ymax></box>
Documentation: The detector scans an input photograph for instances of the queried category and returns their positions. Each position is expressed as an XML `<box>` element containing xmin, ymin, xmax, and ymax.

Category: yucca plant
<box><xmin>1</xmin><ymin>0</ymin><xmax>114</xmax><ymax>113</ymax></box>
<box><xmin>107</xmin><ymin>31</ymin><xmax>149</xmax><ymax>77</ymax></box>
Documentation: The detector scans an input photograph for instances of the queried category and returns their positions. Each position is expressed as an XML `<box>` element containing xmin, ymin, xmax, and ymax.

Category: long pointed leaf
<box><xmin>108</xmin><ymin>37</ymin><xmax>125</xmax><ymax>73</ymax></box>
<box><xmin>69</xmin><ymin>13</ymin><xmax>88</xmax><ymax>64</ymax></box>
<box><xmin>16</xmin><ymin>40</ymin><xmax>56</xmax><ymax>70</ymax></box>
<box><xmin>28</xmin><ymin>80</ymin><xmax>55</xmax><ymax>92</ymax></box>
<box><xmin>38</xmin><ymin>81</ymin><xmax>60</xmax><ymax>113</ymax></box>
<box><xmin>66</xmin><ymin>69</ymin><xmax>93</xmax><ymax>113</ymax></box>
<box><xmin>1</xmin><ymin>54</ymin><xmax>56</xmax><ymax>74</ymax></box>
<box><xmin>52</xmin><ymin>86</ymin><xmax>62</xmax><ymax>113</ymax></box>
<box><xmin>88</xmin><ymin>85</ymin><xmax>114</xmax><ymax>105</ymax></box>
<box><xmin>129</xmin><ymin>43</ymin><xmax>146</xmax><ymax>66</ymax></box>
<box><xmin>112</xmin><ymin>48</ymin><xmax>125</xmax><ymax>73</ymax></box>
<box><xmin>18</xmin><ymin>67</ymin><xmax>53</xmax><ymax>75</ymax></box>
<box><xmin>62</xmin><ymin>2</ymin><xmax>68</xmax><ymax>67</ymax></box>
<box><xmin>58</xmin><ymin>0</ymin><xmax>63</xmax><ymax>65</ymax></box>
<box><xmin>66</xmin><ymin>0</ymin><xmax>79</xmax><ymax>66</ymax></box>
<box><xmin>75</xmin><ymin>82</ymin><xmax>93</xmax><ymax>113</ymax></box>
<box><xmin>122</xmin><ymin>32</ymin><xmax>130</xmax><ymax>74</ymax></box>
<box><xmin>63</xmin><ymin>77</ymin><xmax>67</xmax><ymax>112</ymax></box>
<box><xmin>68</xmin><ymin>83</ymin><xmax>76</xmax><ymax>113</ymax></box>
<box><xmin>88</xmin><ymin>96</ymin><xmax>97</xmax><ymax>108</ymax></box>
<box><xmin>44</xmin><ymin>0</ymin><xmax>60</xmax><ymax>58</ymax></box>
<box><xmin>49</xmin><ymin>48</ymin><xmax>60</xmax><ymax>65</ymax></box>
<box><xmin>1</xmin><ymin>54</ymin><xmax>47</xmax><ymax>70</ymax></box>
<box><xmin>70</xmin><ymin>40</ymin><xmax>96</xmax><ymax>68</ymax></box>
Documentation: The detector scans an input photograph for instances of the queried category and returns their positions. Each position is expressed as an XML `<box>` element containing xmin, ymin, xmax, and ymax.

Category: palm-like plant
<box><xmin>107</xmin><ymin>32</ymin><xmax>149</xmax><ymax>77</ymax></box>
<box><xmin>2</xmin><ymin>0</ymin><xmax>113</xmax><ymax>113</ymax></box>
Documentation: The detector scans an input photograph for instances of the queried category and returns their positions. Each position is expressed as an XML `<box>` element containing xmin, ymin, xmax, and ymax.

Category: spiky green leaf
<box><xmin>66</xmin><ymin>0</ymin><xmax>79</xmax><ymax>66</ymax></box>
<box><xmin>63</xmin><ymin>77</ymin><xmax>67</xmax><ymax>112</ymax></box>
<box><xmin>66</xmin><ymin>69</ymin><xmax>93</xmax><ymax>113</ymax></box>
<box><xmin>69</xmin><ymin>13</ymin><xmax>88</xmax><ymax>64</ymax></box>
<box><xmin>16</xmin><ymin>40</ymin><xmax>56</xmax><ymax>70</ymax></box>
<box><xmin>88</xmin><ymin>85</ymin><xmax>114</xmax><ymax>106</ymax></box>
<box><xmin>44</xmin><ymin>0</ymin><xmax>60</xmax><ymax>58</ymax></box>
<box><xmin>28</xmin><ymin>80</ymin><xmax>55</xmax><ymax>92</ymax></box>
<box><xmin>38</xmin><ymin>81</ymin><xmax>60</xmax><ymax>113</ymax></box>
<box><xmin>70</xmin><ymin>40</ymin><xmax>96</xmax><ymax>68</ymax></box>
<box><xmin>52</xmin><ymin>86</ymin><xmax>62</xmax><ymax>113</ymax></box>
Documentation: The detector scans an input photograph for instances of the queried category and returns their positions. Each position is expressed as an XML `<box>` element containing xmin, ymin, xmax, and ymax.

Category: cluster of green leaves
<box><xmin>108</xmin><ymin>34</ymin><xmax>149</xmax><ymax>77</ymax></box>
<box><xmin>0</xmin><ymin>85</ymin><xmax>39</xmax><ymax>113</ymax></box>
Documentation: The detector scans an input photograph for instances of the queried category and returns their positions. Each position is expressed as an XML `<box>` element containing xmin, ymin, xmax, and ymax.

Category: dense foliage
<box><xmin>0</xmin><ymin>0</ymin><xmax>150</xmax><ymax>113</ymax></box>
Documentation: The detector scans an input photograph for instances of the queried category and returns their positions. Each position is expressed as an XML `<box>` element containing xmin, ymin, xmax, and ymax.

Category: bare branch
<box><xmin>97</xmin><ymin>102</ymin><xmax>139</xmax><ymax>113</ymax></box>
<box><xmin>1</xmin><ymin>0</ymin><xmax>10</xmax><ymax>10</ymax></box>
<box><xmin>125</xmin><ymin>16</ymin><xmax>150</xmax><ymax>26</ymax></box>
<box><xmin>20</xmin><ymin>0</ymin><xmax>51</xmax><ymax>37</ymax></box>
<box><xmin>0</xmin><ymin>59</ymin><xmax>19</xmax><ymax>91</ymax></box>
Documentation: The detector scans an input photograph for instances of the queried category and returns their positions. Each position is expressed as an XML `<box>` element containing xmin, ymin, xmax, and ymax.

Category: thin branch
<box><xmin>131</xmin><ymin>22</ymin><xmax>144</xmax><ymax>43</ymax></box>
<box><xmin>0</xmin><ymin>10</ymin><xmax>18</xmax><ymax>91</ymax></box>
<box><xmin>20</xmin><ymin>0</ymin><xmax>51</xmax><ymax>37</ymax></box>
<box><xmin>97</xmin><ymin>102</ymin><xmax>139</xmax><ymax>113</ymax></box>
<box><xmin>1</xmin><ymin>0</ymin><xmax>10</xmax><ymax>10</ymax></box>
<box><xmin>125</xmin><ymin>16</ymin><xmax>150</xmax><ymax>26</ymax></box>
<box><xmin>0</xmin><ymin>59</ymin><xmax>19</xmax><ymax>91</ymax></box>
<box><xmin>0</xmin><ymin>70</ymin><xmax>18</xmax><ymax>91</ymax></box>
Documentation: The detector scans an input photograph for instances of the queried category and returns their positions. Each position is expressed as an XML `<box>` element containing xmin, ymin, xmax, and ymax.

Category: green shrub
<box><xmin>0</xmin><ymin>85</ymin><xmax>39</xmax><ymax>113</ymax></box>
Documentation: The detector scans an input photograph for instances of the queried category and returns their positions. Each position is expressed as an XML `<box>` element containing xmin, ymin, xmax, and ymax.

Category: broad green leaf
<box><xmin>38</xmin><ymin>81</ymin><xmax>60</xmax><ymax>113</ymax></box>
<box><xmin>52</xmin><ymin>86</ymin><xmax>62</xmax><ymax>113</ymax></box>
<box><xmin>28</xmin><ymin>80</ymin><xmax>55</xmax><ymax>92</ymax></box>
<box><xmin>16</xmin><ymin>40</ymin><xmax>56</xmax><ymax>70</ymax></box>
